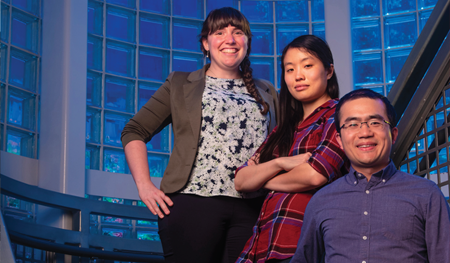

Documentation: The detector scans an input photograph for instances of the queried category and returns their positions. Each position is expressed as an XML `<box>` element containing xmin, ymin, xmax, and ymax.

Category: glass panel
<box><xmin>441</xmin><ymin>166</ymin><xmax>449</xmax><ymax>182</ymax></box>
<box><xmin>86</xmin><ymin>107</ymin><xmax>101</xmax><ymax>143</ymax></box>
<box><xmin>106</xmin><ymin>0</ymin><xmax>136</xmax><ymax>9</ymax></box>
<box><xmin>241</xmin><ymin>1</ymin><xmax>273</xmax><ymax>23</ymax></box>
<box><xmin>430</xmin><ymin>152</ymin><xmax>437</xmax><ymax>168</ymax></box>
<box><xmin>356</xmin><ymin>85</ymin><xmax>384</xmax><ymax>96</ymax></box>
<box><xmin>385</xmin><ymin>47</ymin><xmax>411</xmax><ymax>83</ymax></box>
<box><xmin>426</xmin><ymin>115</ymin><xmax>435</xmax><ymax>133</ymax></box>
<box><xmin>106</xmin><ymin>5</ymin><xmax>136</xmax><ymax>43</ymax></box>
<box><xmin>7</xmin><ymin>87</ymin><xmax>35</xmax><ymax>130</ymax></box>
<box><xmin>400</xmin><ymin>163</ymin><xmax>408</xmax><ymax>173</ymax></box>
<box><xmin>87</xmin><ymin>34</ymin><xmax>102</xmax><ymax>71</ymax></box>
<box><xmin>148</xmin><ymin>152</ymin><xmax>169</xmax><ymax>177</ymax></box>
<box><xmin>438</xmin><ymin>147</ymin><xmax>447</xmax><ymax>165</ymax></box>
<box><xmin>12</xmin><ymin>0</ymin><xmax>39</xmax><ymax>16</ymax></box>
<box><xmin>172</xmin><ymin>18</ymin><xmax>202</xmax><ymax>52</ymax></box>
<box><xmin>1</xmin><ymin>44</ymin><xmax>7</xmax><ymax>82</ymax></box>
<box><xmin>102</xmin><ymin>227</ymin><xmax>126</xmax><ymax>237</ymax></box>
<box><xmin>1</xmin><ymin>4</ymin><xmax>9</xmax><ymax>42</ymax></box>
<box><xmin>138</xmin><ymin>47</ymin><xmax>169</xmax><ymax>82</ymax></box>
<box><xmin>87</xmin><ymin>70</ymin><xmax>102</xmax><ymax>107</ymax></box>
<box><xmin>9</xmin><ymin>47</ymin><xmax>37</xmax><ymax>91</ymax></box>
<box><xmin>172</xmin><ymin>51</ymin><xmax>203</xmax><ymax>73</ymax></box>
<box><xmin>88</xmin><ymin>0</ymin><xmax>103</xmax><ymax>35</ymax></box>
<box><xmin>436</xmin><ymin>110</ymin><xmax>445</xmax><ymax>126</ymax></box>
<box><xmin>353</xmin><ymin>51</ymin><xmax>383</xmax><ymax>85</ymax></box>
<box><xmin>311</xmin><ymin>0</ymin><xmax>324</xmax><ymax>22</ymax></box>
<box><xmin>173</xmin><ymin>0</ymin><xmax>203</xmax><ymax>19</ymax></box>
<box><xmin>140</xmin><ymin>0</ymin><xmax>170</xmax><ymax>15</ymax></box>
<box><xmin>138</xmin><ymin>82</ymin><xmax>170</xmax><ymax>152</ymax></box>
<box><xmin>417</xmin><ymin>138</ymin><xmax>425</xmax><ymax>154</ymax></box>
<box><xmin>384</xmin><ymin>13</ymin><xmax>417</xmax><ymax>49</ymax></box>
<box><xmin>352</xmin><ymin>18</ymin><xmax>381</xmax><ymax>51</ymax></box>
<box><xmin>105</xmin><ymin>40</ymin><xmax>135</xmax><ymax>77</ymax></box>
<box><xmin>386</xmin><ymin>84</ymin><xmax>393</xmax><ymax>95</ymax></box>
<box><xmin>86</xmin><ymin>144</ymin><xmax>100</xmax><ymax>170</ymax></box>
<box><xmin>206</xmin><ymin>0</ymin><xmax>238</xmax><ymax>14</ymax></box>
<box><xmin>11</xmin><ymin>9</ymin><xmax>39</xmax><ymax>53</ymax></box>
<box><xmin>1</xmin><ymin>84</ymin><xmax>5</xmax><ymax>123</ymax></box>
<box><xmin>277</xmin><ymin>56</ymin><xmax>282</xmax><ymax>90</ymax></box>
<box><xmin>104</xmin><ymin>111</ymin><xmax>130</xmax><ymax>146</ymax></box>
<box><xmin>103</xmin><ymin>147</ymin><xmax>128</xmax><ymax>173</ymax></box>
<box><xmin>139</xmin><ymin>13</ymin><xmax>170</xmax><ymax>48</ymax></box>
<box><xmin>409</xmin><ymin>159</ymin><xmax>417</xmax><ymax>173</ymax></box>
<box><xmin>419</xmin><ymin>9</ymin><xmax>432</xmax><ymax>33</ymax></box>
<box><xmin>6</xmin><ymin>126</ymin><xmax>34</xmax><ymax>157</ymax></box>
<box><xmin>250</xmin><ymin>24</ymin><xmax>274</xmax><ymax>56</ymax></box>
<box><xmin>275</xmin><ymin>1</ymin><xmax>308</xmax><ymax>22</ymax></box>
<box><xmin>0</xmin><ymin>124</ymin><xmax>3</xmax><ymax>150</ymax></box>
<box><xmin>351</xmin><ymin>0</ymin><xmax>380</xmax><ymax>18</ymax></box>
<box><xmin>429</xmin><ymin>169</ymin><xmax>438</xmax><ymax>183</ymax></box>
<box><xmin>418</xmin><ymin>0</ymin><xmax>438</xmax><ymax>9</ymax></box>
<box><xmin>104</xmin><ymin>75</ymin><xmax>135</xmax><ymax>113</ymax></box>
<box><xmin>276</xmin><ymin>24</ymin><xmax>309</xmax><ymax>55</ymax></box>
<box><xmin>408</xmin><ymin>142</ymin><xmax>416</xmax><ymax>158</ymax></box>
<box><xmin>427</xmin><ymin>133</ymin><xmax>435</xmax><ymax>149</ymax></box>
<box><xmin>313</xmin><ymin>23</ymin><xmax>326</xmax><ymax>41</ymax></box>
<box><xmin>137</xmin><ymin>230</ymin><xmax>160</xmax><ymax>241</ymax></box>
<box><xmin>250</xmin><ymin>56</ymin><xmax>274</xmax><ymax>86</ymax></box>
<box><xmin>446</xmin><ymin>88</ymin><xmax>450</xmax><ymax>105</ymax></box>
<box><xmin>383</xmin><ymin>0</ymin><xmax>416</xmax><ymax>15</ymax></box>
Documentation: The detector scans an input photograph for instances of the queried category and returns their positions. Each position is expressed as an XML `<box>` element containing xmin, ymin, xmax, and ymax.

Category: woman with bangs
<box><xmin>234</xmin><ymin>35</ymin><xmax>349</xmax><ymax>263</ymax></box>
<box><xmin>121</xmin><ymin>7</ymin><xmax>278</xmax><ymax>263</ymax></box>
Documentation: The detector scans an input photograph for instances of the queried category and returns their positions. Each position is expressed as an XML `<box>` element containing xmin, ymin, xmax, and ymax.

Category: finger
<box><xmin>163</xmin><ymin>195</ymin><xmax>174</xmax><ymax>206</ymax></box>
<box><xmin>155</xmin><ymin>196</ymin><xmax>171</xmax><ymax>216</ymax></box>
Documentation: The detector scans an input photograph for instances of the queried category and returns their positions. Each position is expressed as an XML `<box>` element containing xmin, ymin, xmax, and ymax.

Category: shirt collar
<box><xmin>347</xmin><ymin>161</ymin><xmax>397</xmax><ymax>186</ymax></box>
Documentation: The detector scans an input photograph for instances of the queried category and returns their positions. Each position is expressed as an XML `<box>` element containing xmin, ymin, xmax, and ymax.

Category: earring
<box><xmin>206</xmin><ymin>50</ymin><xmax>210</xmax><ymax>58</ymax></box>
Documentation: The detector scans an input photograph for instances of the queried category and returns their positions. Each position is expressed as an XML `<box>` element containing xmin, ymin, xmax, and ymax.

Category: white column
<box><xmin>324</xmin><ymin>0</ymin><xmax>353</xmax><ymax>96</ymax></box>
<box><xmin>39</xmin><ymin>0</ymin><xmax>88</xmax><ymax>197</ymax></box>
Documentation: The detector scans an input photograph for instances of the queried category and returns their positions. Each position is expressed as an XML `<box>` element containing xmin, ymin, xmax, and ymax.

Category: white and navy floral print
<box><xmin>180</xmin><ymin>76</ymin><xmax>269</xmax><ymax>198</ymax></box>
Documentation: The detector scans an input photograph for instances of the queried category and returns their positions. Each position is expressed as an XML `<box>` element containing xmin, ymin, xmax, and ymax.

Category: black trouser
<box><xmin>158</xmin><ymin>193</ymin><xmax>265</xmax><ymax>263</ymax></box>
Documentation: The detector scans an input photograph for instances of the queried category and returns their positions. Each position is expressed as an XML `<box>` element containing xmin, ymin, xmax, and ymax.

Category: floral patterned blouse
<box><xmin>179</xmin><ymin>76</ymin><xmax>269</xmax><ymax>198</ymax></box>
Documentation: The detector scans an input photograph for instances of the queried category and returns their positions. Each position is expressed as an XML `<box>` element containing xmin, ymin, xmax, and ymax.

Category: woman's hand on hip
<box><xmin>138</xmin><ymin>184</ymin><xmax>173</xmax><ymax>219</ymax></box>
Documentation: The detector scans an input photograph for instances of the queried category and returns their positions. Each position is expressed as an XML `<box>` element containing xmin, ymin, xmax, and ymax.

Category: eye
<box><xmin>369</xmin><ymin>120</ymin><xmax>382</xmax><ymax>127</ymax></box>
<box><xmin>286</xmin><ymin>68</ymin><xmax>293</xmax><ymax>73</ymax></box>
<box><xmin>305</xmin><ymin>64</ymin><xmax>313</xmax><ymax>68</ymax></box>
<box><xmin>347</xmin><ymin>122</ymin><xmax>359</xmax><ymax>128</ymax></box>
<box><xmin>234</xmin><ymin>31</ymin><xmax>244</xmax><ymax>35</ymax></box>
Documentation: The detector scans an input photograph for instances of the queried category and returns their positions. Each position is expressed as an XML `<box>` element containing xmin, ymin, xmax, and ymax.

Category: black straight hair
<box><xmin>259</xmin><ymin>35</ymin><xmax>339</xmax><ymax>163</ymax></box>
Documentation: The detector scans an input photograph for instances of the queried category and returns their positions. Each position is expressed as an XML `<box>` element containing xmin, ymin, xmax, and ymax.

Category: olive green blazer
<box><xmin>122</xmin><ymin>65</ymin><xmax>278</xmax><ymax>193</ymax></box>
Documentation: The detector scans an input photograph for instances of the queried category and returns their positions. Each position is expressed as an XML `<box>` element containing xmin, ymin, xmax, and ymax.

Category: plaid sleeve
<box><xmin>308</xmin><ymin>111</ymin><xmax>347</xmax><ymax>181</ymax></box>
<box><xmin>233</xmin><ymin>126</ymin><xmax>279</xmax><ymax>178</ymax></box>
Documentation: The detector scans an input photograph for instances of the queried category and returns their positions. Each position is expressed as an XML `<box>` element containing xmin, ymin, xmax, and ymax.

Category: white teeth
<box><xmin>358</xmin><ymin>145</ymin><xmax>374</xmax><ymax>148</ymax></box>
<box><xmin>222</xmin><ymin>49</ymin><xmax>237</xmax><ymax>53</ymax></box>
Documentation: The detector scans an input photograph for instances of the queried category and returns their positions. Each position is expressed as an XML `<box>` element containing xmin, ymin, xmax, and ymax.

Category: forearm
<box><xmin>264</xmin><ymin>163</ymin><xmax>327</xmax><ymax>192</ymax></box>
<box><xmin>234</xmin><ymin>159</ymin><xmax>284</xmax><ymax>192</ymax></box>
<box><xmin>124</xmin><ymin>140</ymin><xmax>156</xmax><ymax>191</ymax></box>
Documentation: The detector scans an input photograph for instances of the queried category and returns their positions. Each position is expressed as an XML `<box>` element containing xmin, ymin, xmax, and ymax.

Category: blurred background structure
<box><xmin>1</xmin><ymin>0</ymin><xmax>448</xmax><ymax>262</ymax></box>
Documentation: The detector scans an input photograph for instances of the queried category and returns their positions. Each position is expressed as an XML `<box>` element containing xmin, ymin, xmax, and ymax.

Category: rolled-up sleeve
<box><xmin>121</xmin><ymin>72</ymin><xmax>174</xmax><ymax>148</ymax></box>
<box><xmin>307</xmin><ymin>113</ymin><xmax>347</xmax><ymax>182</ymax></box>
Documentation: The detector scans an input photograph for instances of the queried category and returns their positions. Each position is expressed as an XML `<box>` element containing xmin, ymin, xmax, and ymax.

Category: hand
<box><xmin>277</xmin><ymin>153</ymin><xmax>312</xmax><ymax>171</ymax></box>
<box><xmin>138</xmin><ymin>184</ymin><xmax>173</xmax><ymax>219</ymax></box>
<box><xmin>248</xmin><ymin>153</ymin><xmax>260</xmax><ymax>166</ymax></box>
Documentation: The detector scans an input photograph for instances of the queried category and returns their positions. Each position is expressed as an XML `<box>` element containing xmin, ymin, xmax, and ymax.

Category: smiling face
<box><xmin>202</xmin><ymin>25</ymin><xmax>248</xmax><ymax>77</ymax></box>
<box><xmin>283</xmin><ymin>48</ymin><xmax>333</xmax><ymax>110</ymax></box>
<box><xmin>336</xmin><ymin>98</ymin><xmax>398</xmax><ymax>177</ymax></box>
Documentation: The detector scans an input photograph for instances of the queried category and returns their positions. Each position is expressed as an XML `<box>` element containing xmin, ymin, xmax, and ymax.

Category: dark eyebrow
<box><xmin>343</xmin><ymin>114</ymin><xmax>385</xmax><ymax>123</ymax></box>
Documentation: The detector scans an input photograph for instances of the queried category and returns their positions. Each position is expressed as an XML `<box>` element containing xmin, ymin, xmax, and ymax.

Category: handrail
<box><xmin>387</xmin><ymin>0</ymin><xmax>450</xmax><ymax>126</ymax></box>
<box><xmin>0</xmin><ymin>174</ymin><xmax>164</xmax><ymax>262</ymax></box>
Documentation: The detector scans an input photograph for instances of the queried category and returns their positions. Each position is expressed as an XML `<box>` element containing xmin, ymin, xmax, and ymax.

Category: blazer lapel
<box><xmin>183</xmin><ymin>67</ymin><xmax>207</xmax><ymax>141</ymax></box>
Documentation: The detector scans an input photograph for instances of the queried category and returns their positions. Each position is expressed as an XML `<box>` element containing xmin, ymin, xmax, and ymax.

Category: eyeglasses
<box><xmin>340</xmin><ymin>119</ymin><xmax>391</xmax><ymax>131</ymax></box>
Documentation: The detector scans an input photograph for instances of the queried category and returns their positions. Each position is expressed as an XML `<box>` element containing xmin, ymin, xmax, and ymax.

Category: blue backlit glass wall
<box><xmin>85</xmin><ymin>0</ymin><xmax>324</xmax><ymax>175</ymax></box>
<box><xmin>351</xmin><ymin>0</ymin><xmax>437</xmax><ymax>96</ymax></box>
<box><xmin>0</xmin><ymin>0</ymin><xmax>41</xmax><ymax>159</ymax></box>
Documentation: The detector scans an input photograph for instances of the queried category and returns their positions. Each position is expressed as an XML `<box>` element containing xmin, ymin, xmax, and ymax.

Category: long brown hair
<box><xmin>199</xmin><ymin>7</ymin><xmax>269</xmax><ymax>115</ymax></box>
<box><xmin>259</xmin><ymin>35</ymin><xmax>339</xmax><ymax>163</ymax></box>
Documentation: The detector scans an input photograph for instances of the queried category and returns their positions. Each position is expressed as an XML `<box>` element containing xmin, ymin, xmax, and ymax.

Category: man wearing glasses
<box><xmin>291</xmin><ymin>89</ymin><xmax>450</xmax><ymax>263</ymax></box>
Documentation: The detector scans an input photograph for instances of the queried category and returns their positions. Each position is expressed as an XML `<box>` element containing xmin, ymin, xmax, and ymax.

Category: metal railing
<box><xmin>1</xmin><ymin>174</ymin><xmax>164</xmax><ymax>262</ymax></box>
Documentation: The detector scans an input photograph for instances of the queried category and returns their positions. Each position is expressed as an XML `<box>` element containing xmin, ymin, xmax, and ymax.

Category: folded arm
<box><xmin>234</xmin><ymin>153</ymin><xmax>312</xmax><ymax>192</ymax></box>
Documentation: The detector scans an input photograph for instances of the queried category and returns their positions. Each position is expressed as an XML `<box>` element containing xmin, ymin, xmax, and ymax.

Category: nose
<box><xmin>358</xmin><ymin>122</ymin><xmax>373</xmax><ymax>137</ymax></box>
<box><xmin>295</xmin><ymin>68</ymin><xmax>304</xmax><ymax>81</ymax></box>
<box><xmin>225</xmin><ymin>33</ymin><xmax>236</xmax><ymax>44</ymax></box>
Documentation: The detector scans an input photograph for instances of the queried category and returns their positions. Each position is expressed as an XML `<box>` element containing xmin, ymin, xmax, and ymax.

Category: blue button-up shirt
<box><xmin>291</xmin><ymin>161</ymin><xmax>450</xmax><ymax>263</ymax></box>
